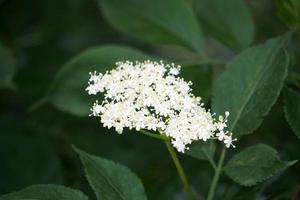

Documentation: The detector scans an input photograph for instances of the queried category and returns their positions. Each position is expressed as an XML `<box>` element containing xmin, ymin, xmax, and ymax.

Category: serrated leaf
<box><xmin>97</xmin><ymin>0</ymin><xmax>204</xmax><ymax>54</ymax></box>
<box><xmin>224</xmin><ymin>144</ymin><xmax>297</xmax><ymax>186</ymax></box>
<box><xmin>0</xmin><ymin>184</ymin><xmax>89</xmax><ymax>200</ymax></box>
<box><xmin>185</xmin><ymin>140</ymin><xmax>215</xmax><ymax>160</ymax></box>
<box><xmin>0</xmin><ymin>43</ymin><xmax>16</xmax><ymax>88</ymax></box>
<box><xmin>44</xmin><ymin>45</ymin><xmax>153</xmax><ymax>116</ymax></box>
<box><xmin>284</xmin><ymin>87</ymin><xmax>300</xmax><ymax>139</ymax></box>
<box><xmin>194</xmin><ymin>0</ymin><xmax>254</xmax><ymax>51</ymax></box>
<box><xmin>212</xmin><ymin>34</ymin><xmax>290</xmax><ymax>136</ymax></box>
<box><xmin>74</xmin><ymin>147</ymin><xmax>147</xmax><ymax>200</ymax></box>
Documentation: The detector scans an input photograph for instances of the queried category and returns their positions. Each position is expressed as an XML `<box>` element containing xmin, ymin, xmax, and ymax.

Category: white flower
<box><xmin>223</xmin><ymin>133</ymin><xmax>237</xmax><ymax>148</ymax></box>
<box><xmin>86</xmin><ymin>60</ymin><xmax>236</xmax><ymax>152</ymax></box>
<box><xmin>216</xmin><ymin>131</ymin><xmax>226</xmax><ymax>141</ymax></box>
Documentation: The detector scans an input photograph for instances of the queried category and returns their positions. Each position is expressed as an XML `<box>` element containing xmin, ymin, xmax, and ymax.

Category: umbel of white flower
<box><xmin>86</xmin><ymin>61</ymin><xmax>236</xmax><ymax>152</ymax></box>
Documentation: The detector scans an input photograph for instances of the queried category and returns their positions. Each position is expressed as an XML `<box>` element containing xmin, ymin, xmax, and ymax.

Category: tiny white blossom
<box><xmin>216</xmin><ymin>131</ymin><xmax>226</xmax><ymax>141</ymax></box>
<box><xmin>86</xmin><ymin>60</ymin><xmax>236</xmax><ymax>152</ymax></box>
<box><xmin>169</xmin><ymin>64</ymin><xmax>180</xmax><ymax>75</ymax></box>
<box><xmin>223</xmin><ymin>133</ymin><xmax>237</xmax><ymax>148</ymax></box>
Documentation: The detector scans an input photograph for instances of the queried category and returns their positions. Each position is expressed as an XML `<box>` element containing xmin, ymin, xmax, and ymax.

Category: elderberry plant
<box><xmin>1</xmin><ymin>0</ymin><xmax>300</xmax><ymax>200</ymax></box>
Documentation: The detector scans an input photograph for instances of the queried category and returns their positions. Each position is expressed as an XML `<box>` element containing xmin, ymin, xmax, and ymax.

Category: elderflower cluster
<box><xmin>86</xmin><ymin>61</ymin><xmax>236</xmax><ymax>152</ymax></box>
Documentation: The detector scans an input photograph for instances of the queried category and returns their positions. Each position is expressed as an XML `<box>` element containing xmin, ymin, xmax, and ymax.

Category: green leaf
<box><xmin>224</xmin><ymin>144</ymin><xmax>297</xmax><ymax>186</ymax></box>
<box><xmin>0</xmin><ymin>184</ymin><xmax>89</xmax><ymax>200</ymax></box>
<box><xmin>276</xmin><ymin>0</ymin><xmax>300</xmax><ymax>31</ymax></box>
<box><xmin>44</xmin><ymin>45</ymin><xmax>153</xmax><ymax>116</ymax></box>
<box><xmin>222</xmin><ymin>182</ymin><xmax>268</xmax><ymax>200</ymax></box>
<box><xmin>212</xmin><ymin>34</ymin><xmax>290</xmax><ymax>136</ymax></box>
<box><xmin>185</xmin><ymin>140</ymin><xmax>215</xmax><ymax>160</ymax></box>
<box><xmin>193</xmin><ymin>0</ymin><xmax>254</xmax><ymax>51</ymax></box>
<box><xmin>0</xmin><ymin>43</ymin><xmax>16</xmax><ymax>88</ymax></box>
<box><xmin>284</xmin><ymin>87</ymin><xmax>300</xmax><ymax>139</ymax></box>
<box><xmin>74</xmin><ymin>147</ymin><xmax>147</xmax><ymax>200</ymax></box>
<box><xmin>97</xmin><ymin>0</ymin><xmax>204</xmax><ymax>54</ymax></box>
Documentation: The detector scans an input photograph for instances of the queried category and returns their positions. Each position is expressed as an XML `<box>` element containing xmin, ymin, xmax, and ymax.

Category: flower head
<box><xmin>86</xmin><ymin>60</ymin><xmax>236</xmax><ymax>152</ymax></box>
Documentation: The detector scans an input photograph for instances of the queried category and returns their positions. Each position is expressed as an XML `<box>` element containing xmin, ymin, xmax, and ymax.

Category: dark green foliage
<box><xmin>0</xmin><ymin>43</ymin><xmax>16</xmax><ymax>88</ymax></box>
<box><xmin>180</xmin><ymin>64</ymin><xmax>212</xmax><ymax>102</ymax></box>
<box><xmin>284</xmin><ymin>87</ymin><xmax>300</xmax><ymax>138</ymax></box>
<box><xmin>75</xmin><ymin>147</ymin><xmax>147</xmax><ymax>200</ymax></box>
<box><xmin>276</xmin><ymin>0</ymin><xmax>300</xmax><ymax>31</ymax></box>
<box><xmin>185</xmin><ymin>140</ymin><xmax>215</xmax><ymax>161</ymax></box>
<box><xmin>0</xmin><ymin>185</ymin><xmax>89</xmax><ymax>200</ymax></box>
<box><xmin>213</xmin><ymin>34</ymin><xmax>290</xmax><ymax>136</ymax></box>
<box><xmin>0</xmin><ymin>0</ymin><xmax>300</xmax><ymax>199</ymax></box>
<box><xmin>97</xmin><ymin>0</ymin><xmax>204</xmax><ymax>53</ymax></box>
<box><xmin>0</xmin><ymin>116</ymin><xmax>63</xmax><ymax>194</ymax></box>
<box><xmin>224</xmin><ymin>144</ymin><xmax>297</xmax><ymax>186</ymax></box>
<box><xmin>193</xmin><ymin>0</ymin><xmax>254</xmax><ymax>51</ymax></box>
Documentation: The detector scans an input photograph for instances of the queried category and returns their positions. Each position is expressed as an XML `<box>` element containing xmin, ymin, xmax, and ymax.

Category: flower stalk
<box><xmin>140</xmin><ymin>129</ymin><xmax>167</xmax><ymax>140</ymax></box>
<box><xmin>140</xmin><ymin>130</ymin><xmax>197</xmax><ymax>200</ymax></box>
<box><xmin>206</xmin><ymin>154</ymin><xmax>217</xmax><ymax>171</ymax></box>
<box><xmin>206</xmin><ymin>146</ymin><xmax>227</xmax><ymax>200</ymax></box>
<box><xmin>163</xmin><ymin>136</ymin><xmax>197</xmax><ymax>200</ymax></box>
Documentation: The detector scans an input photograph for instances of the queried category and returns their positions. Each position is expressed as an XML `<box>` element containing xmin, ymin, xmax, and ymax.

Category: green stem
<box><xmin>140</xmin><ymin>130</ymin><xmax>167</xmax><ymax>140</ymax></box>
<box><xmin>140</xmin><ymin>130</ymin><xmax>197</xmax><ymax>199</ymax></box>
<box><xmin>206</xmin><ymin>156</ymin><xmax>217</xmax><ymax>171</ymax></box>
<box><xmin>164</xmin><ymin>139</ymin><xmax>197</xmax><ymax>200</ymax></box>
<box><xmin>28</xmin><ymin>97</ymin><xmax>48</xmax><ymax>112</ymax></box>
<box><xmin>206</xmin><ymin>146</ymin><xmax>227</xmax><ymax>200</ymax></box>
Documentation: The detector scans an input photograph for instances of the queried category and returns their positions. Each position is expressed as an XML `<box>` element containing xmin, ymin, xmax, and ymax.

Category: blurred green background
<box><xmin>0</xmin><ymin>0</ymin><xmax>300</xmax><ymax>199</ymax></box>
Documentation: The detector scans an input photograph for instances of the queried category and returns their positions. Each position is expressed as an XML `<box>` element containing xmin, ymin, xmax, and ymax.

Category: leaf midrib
<box><xmin>229</xmin><ymin>43</ymin><xmax>284</xmax><ymax>132</ymax></box>
<box><xmin>131</xmin><ymin>10</ymin><xmax>199</xmax><ymax>52</ymax></box>
<box><xmin>101</xmin><ymin>1</ymin><xmax>202</xmax><ymax>53</ymax></box>
<box><xmin>84</xmin><ymin>156</ymin><xmax>126</xmax><ymax>200</ymax></box>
